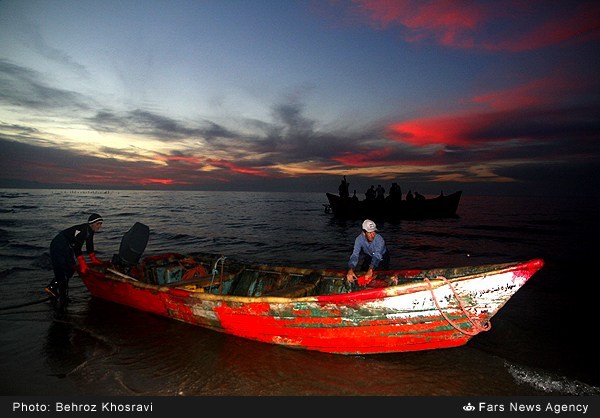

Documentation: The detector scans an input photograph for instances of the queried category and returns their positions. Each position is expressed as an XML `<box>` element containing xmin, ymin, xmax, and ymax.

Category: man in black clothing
<box><xmin>45</xmin><ymin>213</ymin><xmax>104</xmax><ymax>304</ymax></box>
<box><xmin>338</xmin><ymin>175</ymin><xmax>350</xmax><ymax>198</ymax></box>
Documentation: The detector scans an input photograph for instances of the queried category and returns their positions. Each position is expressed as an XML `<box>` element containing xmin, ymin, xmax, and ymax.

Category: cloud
<box><xmin>387</xmin><ymin>104</ymin><xmax>599</xmax><ymax>158</ymax></box>
<box><xmin>87</xmin><ymin>109</ymin><xmax>218</xmax><ymax>140</ymax></box>
<box><xmin>333</xmin><ymin>0</ymin><xmax>600</xmax><ymax>51</ymax></box>
<box><xmin>469</xmin><ymin>74</ymin><xmax>579</xmax><ymax>111</ymax></box>
<box><xmin>0</xmin><ymin>59</ymin><xmax>90</xmax><ymax>111</ymax></box>
<box><xmin>385</xmin><ymin>70</ymin><xmax>600</xmax><ymax>156</ymax></box>
<box><xmin>481</xmin><ymin>2</ymin><xmax>600</xmax><ymax>51</ymax></box>
<box><xmin>1</xmin><ymin>52</ymin><xmax>598</xmax><ymax>196</ymax></box>
<box><xmin>0</xmin><ymin>59</ymin><xmax>365</xmax><ymax>177</ymax></box>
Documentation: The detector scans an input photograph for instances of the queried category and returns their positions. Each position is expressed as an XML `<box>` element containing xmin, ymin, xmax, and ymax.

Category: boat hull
<box><xmin>326</xmin><ymin>190</ymin><xmax>462</xmax><ymax>219</ymax></box>
<box><xmin>79</xmin><ymin>256</ymin><xmax>543</xmax><ymax>355</ymax></box>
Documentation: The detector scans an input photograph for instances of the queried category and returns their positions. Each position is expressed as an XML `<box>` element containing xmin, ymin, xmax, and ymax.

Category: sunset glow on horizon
<box><xmin>1</xmin><ymin>0</ymin><xmax>598</xmax><ymax>196</ymax></box>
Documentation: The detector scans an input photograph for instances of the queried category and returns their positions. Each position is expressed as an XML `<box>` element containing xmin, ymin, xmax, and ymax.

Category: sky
<box><xmin>0</xmin><ymin>0</ymin><xmax>599</xmax><ymax>197</ymax></box>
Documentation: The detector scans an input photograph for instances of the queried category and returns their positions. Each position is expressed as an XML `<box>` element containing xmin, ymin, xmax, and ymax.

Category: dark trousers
<box><xmin>47</xmin><ymin>233</ymin><xmax>76</xmax><ymax>299</ymax></box>
<box><xmin>359</xmin><ymin>250</ymin><xmax>390</xmax><ymax>271</ymax></box>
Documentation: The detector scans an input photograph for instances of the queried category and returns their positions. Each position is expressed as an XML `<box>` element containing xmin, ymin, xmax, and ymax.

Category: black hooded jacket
<box><xmin>59</xmin><ymin>222</ymin><xmax>96</xmax><ymax>257</ymax></box>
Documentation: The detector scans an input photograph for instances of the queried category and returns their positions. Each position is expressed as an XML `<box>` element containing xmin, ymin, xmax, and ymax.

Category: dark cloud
<box><xmin>0</xmin><ymin>57</ymin><xmax>598</xmax><ymax>196</ymax></box>
<box><xmin>386</xmin><ymin>101</ymin><xmax>600</xmax><ymax>171</ymax></box>
<box><xmin>272</xmin><ymin>100</ymin><xmax>316</xmax><ymax>136</ymax></box>
<box><xmin>87</xmin><ymin>109</ymin><xmax>244</xmax><ymax>145</ymax></box>
<box><xmin>0</xmin><ymin>59</ymin><xmax>90</xmax><ymax>111</ymax></box>
<box><xmin>466</xmin><ymin>105</ymin><xmax>600</xmax><ymax>144</ymax></box>
<box><xmin>244</xmin><ymin>99</ymin><xmax>387</xmax><ymax>166</ymax></box>
<box><xmin>0</xmin><ymin>121</ymin><xmax>41</xmax><ymax>136</ymax></box>
<box><xmin>88</xmin><ymin>109</ymin><xmax>204</xmax><ymax>140</ymax></box>
<box><xmin>2</xmin><ymin>130</ymin><xmax>598</xmax><ymax>197</ymax></box>
<box><xmin>0</xmin><ymin>59</ymin><xmax>383</xmax><ymax>171</ymax></box>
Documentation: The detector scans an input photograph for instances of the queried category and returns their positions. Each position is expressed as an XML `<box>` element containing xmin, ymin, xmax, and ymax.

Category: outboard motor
<box><xmin>112</xmin><ymin>222</ymin><xmax>150</xmax><ymax>266</ymax></box>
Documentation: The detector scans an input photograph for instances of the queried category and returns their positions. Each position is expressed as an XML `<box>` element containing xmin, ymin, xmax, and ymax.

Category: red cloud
<box><xmin>469</xmin><ymin>74</ymin><xmax>577</xmax><ymax>111</ymax></box>
<box><xmin>209</xmin><ymin>160</ymin><xmax>271</xmax><ymax>177</ymax></box>
<box><xmin>387</xmin><ymin>115</ymin><xmax>482</xmax><ymax>147</ymax></box>
<box><xmin>354</xmin><ymin>0</ymin><xmax>485</xmax><ymax>48</ymax></box>
<box><xmin>348</xmin><ymin>0</ymin><xmax>600</xmax><ymax>50</ymax></box>
<box><xmin>483</xmin><ymin>2</ymin><xmax>600</xmax><ymax>51</ymax></box>
<box><xmin>138</xmin><ymin>178</ymin><xmax>182</xmax><ymax>185</ymax></box>
<box><xmin>333</xmin><ymin>147</ymin><xmax>395</xmax><ymax>166</ymax></box>
<box><xmin>155</xmin><ymin>155</ymin><xmax>271</xmax><ymax>177</ymax></box>
<box><xmin>389</xmin><ymin>71</ymin><xmax>590</xmax><ymax>147</ymax></box>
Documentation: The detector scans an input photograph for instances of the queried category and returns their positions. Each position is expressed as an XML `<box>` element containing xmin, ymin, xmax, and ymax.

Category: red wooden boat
<box><xmin>78</xmin><ymin>252</ymin><xmax>544</xmax><ymax>355</ymax></box>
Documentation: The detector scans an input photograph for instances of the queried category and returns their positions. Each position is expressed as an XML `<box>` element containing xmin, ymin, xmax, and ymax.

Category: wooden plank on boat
<box><xmin>263</xmin><ymin>282</ymin><xmax>319</xmax><ymax>298</ymax></box>
<box><xmin>163</xmin><ymin>274</ymin><xmax>235</xmax><ymax>288</ymax></box>
<box><xmin>107</xmin><ymin>268</ymin><xmax>139</xmax><ymax>281</ymax></box>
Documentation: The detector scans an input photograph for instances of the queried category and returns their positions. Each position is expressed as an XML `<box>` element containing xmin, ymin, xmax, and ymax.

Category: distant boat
<box><xmin>78</xmin><ymin>246</ymin><xmax>543</xmax><ymax>354</ymax></box>
<box><xmin>325</xmin><ymin>190</ymin><xmax>462</xmax><ymax>219</ymax></box>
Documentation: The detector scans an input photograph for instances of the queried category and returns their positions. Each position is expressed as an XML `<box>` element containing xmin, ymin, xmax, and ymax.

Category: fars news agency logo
<box><xmin>463</xmin><ymin>403</ymin><xmax>476</xmax><ymax>412</ymax></box>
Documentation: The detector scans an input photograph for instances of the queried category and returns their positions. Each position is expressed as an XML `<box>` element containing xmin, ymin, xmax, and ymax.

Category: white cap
<box><xmin>362</xmin><ymin>219</ymin><xmax>377</xmax><ymax>232</ymax></box>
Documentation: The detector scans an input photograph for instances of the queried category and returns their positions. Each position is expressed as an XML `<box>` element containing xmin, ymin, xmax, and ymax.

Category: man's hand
<box><xmin>77</xmin><ymin>255</ymin><xmax>89</xmax><ymax>274</ymax></box>
<box><xmin>357</xmin><ymin>267</ymin><xmax>374</xmax><ymax>286</ymax></box>
<box><xmin>89</xmin><ymin>252</ymin><xmax>102</xmax><ymax>265</ymax></box>
<box><xmin>346</xmin><ymin>268</ymin><xmax>357</xmax><ymax>283</ymax></box>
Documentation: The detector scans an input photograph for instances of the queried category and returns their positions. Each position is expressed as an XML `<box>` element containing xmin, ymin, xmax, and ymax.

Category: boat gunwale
<box><xmin>84</xmin><ymin>258</ymin><xmax>544</xmax><ymax>304</ymax></box>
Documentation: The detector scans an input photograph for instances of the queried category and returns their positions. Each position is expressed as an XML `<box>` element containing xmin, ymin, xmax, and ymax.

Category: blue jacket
<box><xmin>348</xmin><ymin>233</ymin><xmax>387</xmax><ymax>269</ymax></box>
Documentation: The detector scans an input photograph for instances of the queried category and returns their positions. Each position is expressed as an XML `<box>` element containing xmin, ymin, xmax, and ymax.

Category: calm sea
<box><xmin>0</xmin><ymin>189</ymin><xmax>598</xmax><ymax>397</ymax></box>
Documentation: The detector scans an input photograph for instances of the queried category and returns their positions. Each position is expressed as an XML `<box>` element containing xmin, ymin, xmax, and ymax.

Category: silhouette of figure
<box><xmin>365</xmin><ymin>185</ymin><xmax>376</xmax><ymax>200</ymax></box>
<box><xmin>376</xmin><ymin>185</ymin><xmax>385</xmax><ymax>200</ymax></box>
<box><xmin>338</xmin><ymin>176</ymin><xmax>350</xmax><ymax>198</ymax></box>
<box><xmin>414</xmin><ymin>191</ymin><xmax>425</xmax><ymax>200</ymax></box>
<box><xmin>351</xmin><ymin>190</ymin><xmax>359</xmax><ymax>201</ymax></box>
<box><xmin>45</xmin><ymin>213</ymin><xmax>104</xmax><ymax>307</ymax></box>
<box><xmin>406</xmin><ymin>190</ymin><xmax>414</xmax><ymax>201</ymax></box>
<box><xmin>389</xmin><ymin>182</ymin><xmax>402</xmax><ymax>199</ymax></box>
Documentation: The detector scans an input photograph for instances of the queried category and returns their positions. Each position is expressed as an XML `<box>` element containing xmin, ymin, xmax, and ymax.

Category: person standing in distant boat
<box><xmin>44</xmin><ymin>213</ymin><xmax>104</xmax><ymax>305</ymax></box>
<box><xmin>365</xmin><ymin>185</ymin><xmax>376</xmax><ymax>200</ymax></box>
<box><xmin>389</xmin><ymin>182</ymin><xmax>402</xmax><ymax>199</ymax></box>
<box><xmin>346</xmin><ymin>219</ymin><xmax>390</xmax><ymax>285</ymax></box>
<box><xmin>338</xmin><ymin>175</ymin><xmax>350</xmax><ymax>198</ymax></box>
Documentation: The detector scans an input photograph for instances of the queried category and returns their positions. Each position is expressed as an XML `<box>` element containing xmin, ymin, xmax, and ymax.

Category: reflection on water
<box><xmin>41</xmin><ymin>298</ymin><xmax>548</xmax><ymax>396</ymax></box>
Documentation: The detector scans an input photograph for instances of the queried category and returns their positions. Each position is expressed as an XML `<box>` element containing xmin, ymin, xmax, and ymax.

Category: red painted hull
<box><xmin>79</xmin><ymin>257</ymin><xmax>544</xmax><ymax>354</ymax></box>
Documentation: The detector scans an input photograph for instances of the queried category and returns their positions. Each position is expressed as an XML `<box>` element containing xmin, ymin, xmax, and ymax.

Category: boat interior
<box><xmin>108</xmin><ymin>223</ymin><xmax>398</xmax><ymax>297</ymax></box>
<box><xmin>109</xmin><ymin>252</ymin><xmax>398</xmax><ymax>298</ymax></box>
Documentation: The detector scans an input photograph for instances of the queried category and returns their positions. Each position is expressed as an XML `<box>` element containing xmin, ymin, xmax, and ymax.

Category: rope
<box><xmin>208</xmin><ymin>256</ymin><xmax>227</xmax><ymax>293</ymax></box>
<box><xmin>182</xmin><ymin>266</ymin><xmax>208</xmax><ymax>281</ymax></box>
<box><xmin>424</xmin><ymin>275</ymin><xmax>491</xmax><ymax>336</ymax></box>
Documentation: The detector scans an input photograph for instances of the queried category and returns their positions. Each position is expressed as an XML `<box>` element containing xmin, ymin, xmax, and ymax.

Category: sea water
<box><xmin>0</xmin><ymin>189</ymin><xmax>598</xmax><ymax>396</ymax></box>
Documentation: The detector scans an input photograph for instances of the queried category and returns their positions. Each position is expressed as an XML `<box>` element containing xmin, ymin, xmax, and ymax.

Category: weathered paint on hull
<box><xmin>80</xmin><ymin>259</ymin><xmax>543</xmax><ymax>354</ymax></box>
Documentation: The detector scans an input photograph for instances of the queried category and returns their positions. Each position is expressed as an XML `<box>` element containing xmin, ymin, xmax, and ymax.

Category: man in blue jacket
<box><xmin>346</xmin><ymin>219</ymin><xmax>390</xmax><ymax>285</ymax></box>
<box><xmin>44</xmin><ymin>213</ymin><xmax>104</xmax><ymax>305</ymax></box>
